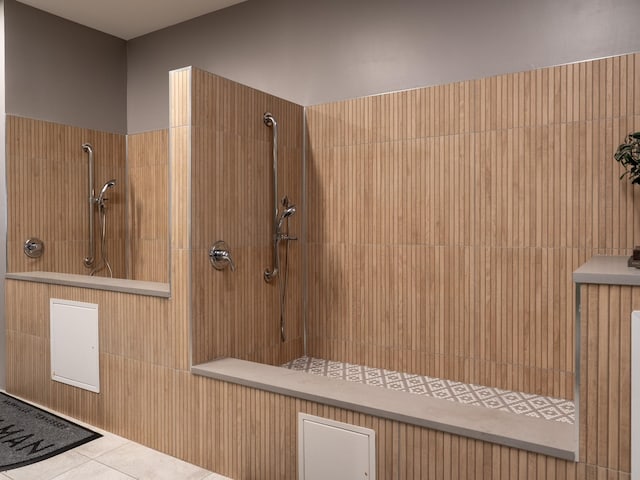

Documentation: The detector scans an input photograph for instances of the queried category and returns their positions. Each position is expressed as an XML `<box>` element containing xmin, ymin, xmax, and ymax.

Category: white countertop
<box><xmin>573</xmin><ymin>255</ymin><xmax>640</xmax><ymax>286</ymax></box>
<box><xmin>6</xmin><ymin>271</ymin><xmax>170</xmax><ymax>298</ymax></box>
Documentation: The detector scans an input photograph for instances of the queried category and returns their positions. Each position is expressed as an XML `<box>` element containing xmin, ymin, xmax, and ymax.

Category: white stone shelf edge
<box><xmin>192</xmin><ymin>358</ymin><xmax>576</xmax><ymax>461</ymax></box>
<box><xmin>573</xmin><ymin>255</ymin><xmax>640</xmax><ymax>286</ymax></box>
<box><xmin>6</xmin><ymin>271</ymin><xmax>170</xmax><ymax>298</ymax></box>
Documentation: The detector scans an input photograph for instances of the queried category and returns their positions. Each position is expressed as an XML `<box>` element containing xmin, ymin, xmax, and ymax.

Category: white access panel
<box><xmin>298</xmin><ymin>413</ymin><xmax>375</xmax><ymax>480</ymax></box>
<box><xmin>633</xmin><ymin>311</ymin><xmax>640</xmax><ymax>480</ymax></box>
<box><xmin>50</xmin><ymin>299</ymin><xmax>100</xmax><ymax>393</ymax></box>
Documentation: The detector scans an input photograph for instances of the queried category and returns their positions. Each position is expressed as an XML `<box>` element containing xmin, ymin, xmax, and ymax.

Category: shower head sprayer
<box><xmin>97</xmin><ymin>179</ymin><xmax>117</xmax><ymax>205</ymax></box>
<box><xmin>82</xmin><ymin>143</ymin><xmax>93</xmax><ymax>154</ymax></box>
<box><xmin>263</xmin><ymin>112</ymin><xmax>276</xmax><ymax>127</ymax></box>
<box><xmin>283</xmin><ymin>205</ymin><xmax>296</xmax><ymax>217</ymax></box>
<box><xmin>277</xmin><ymin>204</ymin><xmax>296</xmax><ymax>229</ymax></box>
<box><xmin>100</xmin><ymin>179</ymin><xmax>117</xmax><ymax>196</ymax></box>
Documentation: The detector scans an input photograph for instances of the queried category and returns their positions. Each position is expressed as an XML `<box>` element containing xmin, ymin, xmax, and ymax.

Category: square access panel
<box><xmin>50</xmin><ymin>298</ymin><xmax>100</xmax><ymax>393</ymax></box>
<box><xmin>298</xmin><ymin>413</ymin><xmax>375</xmax><ymax>480</ymax></box>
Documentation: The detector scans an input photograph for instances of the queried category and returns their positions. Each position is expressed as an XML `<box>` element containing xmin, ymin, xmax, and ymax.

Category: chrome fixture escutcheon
<box><xmin>209</xmin><ymin>240</ymin><xmax>236</xmax><ymax>272</ymax></box>
<box><xmin>24</xmin><ymin>238</ymin><xmax>44</xmax><ymax>258</ymax></box>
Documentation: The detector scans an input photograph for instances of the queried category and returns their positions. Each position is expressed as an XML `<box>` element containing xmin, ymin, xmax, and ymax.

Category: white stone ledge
<box><xmin>573</xmin><ymin>255</ymin><xmax>640</xmax><ymax>286</ymax></box>
<box><xmin>6</xmin><ymin>271</ymin><xmax>170</xmax><ymax>298</ymax></box>
<box><xmin>192</xmin><ymin>357</ymin><xmax>577</xmax><ymax>461</ymax></box>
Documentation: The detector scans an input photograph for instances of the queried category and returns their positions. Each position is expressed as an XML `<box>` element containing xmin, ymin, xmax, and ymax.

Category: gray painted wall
<box><xmin>127</xmin><ymin>0</ymin><xmax>640</xmax><ymax>133</ymax></box>
<box><xmin>5</xmin><ymin>0</ymin><xmax>126</xmax><ymax>133</ymax></box>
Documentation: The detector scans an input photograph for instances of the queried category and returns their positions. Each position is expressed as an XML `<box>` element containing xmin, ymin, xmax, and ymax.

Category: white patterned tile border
<box><xmin>282</xmin><ymin>356</ymin><xmax>575</xmax><ymax>425</ymax></box>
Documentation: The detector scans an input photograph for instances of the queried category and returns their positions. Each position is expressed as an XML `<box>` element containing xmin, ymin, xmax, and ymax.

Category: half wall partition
<box><xmin>185</xmin><ymin>67</ymin><xmax>305</xmax><ymax>366</ymax></box>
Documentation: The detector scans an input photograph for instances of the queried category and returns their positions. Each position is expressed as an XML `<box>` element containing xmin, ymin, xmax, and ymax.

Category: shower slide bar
<box><xmin>82</xmin><ymin>143</ymin><xmax>96</xmax><ymax>268</ymax></box>
<box><xmin>264</xmin><ymin>112</ymin><xmax>280</xmax><ymax>282</ymax></box>
<box><xmin>82</xmin><ymin>143</ymin><xmax>117</xmax><ymax>276</ymax></box>
<box><xmin>262</xmin><ymin>112</ymin><xmax>297</xmax><ymax>342</ymax></box>
<box><xmin>263</xmin><ymin>112</ymin><xmax>298</xmax><ymax>282</ymax></box>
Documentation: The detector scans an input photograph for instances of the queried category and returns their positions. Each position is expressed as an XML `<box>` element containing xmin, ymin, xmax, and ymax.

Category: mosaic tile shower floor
<box><xmin>282</xmin><ymin>356</ymin><xmax>575</xmax><ymax>425</ymax></box>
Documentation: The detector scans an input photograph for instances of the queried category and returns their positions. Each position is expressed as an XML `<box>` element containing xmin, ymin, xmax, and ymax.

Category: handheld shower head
<box><xmin>81</xmin><ymin>143</ymin><xmax>93</xmax><ymax>154</ymax></box>
<box><xmin>283</xmin><ymin>205</ymin><xmax>296</xmax><ymax>218</ymax></box>
<box><xmin>277</xmin><ymin>204</ymin><xmax>296</xmax><ymax>229</ymax></box>
<box><xmin>98</xmin><ymin>179</ymin><xmax>117</xmax><ymax>205</ymax></box>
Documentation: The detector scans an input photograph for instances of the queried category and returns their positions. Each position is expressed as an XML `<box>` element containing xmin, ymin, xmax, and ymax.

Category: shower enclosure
<box><xmin>5</xmin><ymin>116</ymin><xmax>157</xmax><ymax>281</ymax></box>
<box><xmin>188</xmin><ymin>68</ymin><xmax>304</xmax><ymax>367</ymax></box>
<box><xmin>186</xmin><ymin>65</ymin><xmax>577</xmax><ymax>414</ymax></box>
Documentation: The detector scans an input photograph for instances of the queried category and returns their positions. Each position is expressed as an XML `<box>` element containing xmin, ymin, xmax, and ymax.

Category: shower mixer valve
<box><xmin>209</xmin><ymin>240</ymin><xmax>236</xmax><ymax>272</ymax></box>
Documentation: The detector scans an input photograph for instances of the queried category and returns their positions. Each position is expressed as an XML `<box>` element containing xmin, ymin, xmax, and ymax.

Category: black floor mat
<box><xmin>0</xmin><ymin>392</ymin><xmax>101</xmax><ymax>471</ymax></box>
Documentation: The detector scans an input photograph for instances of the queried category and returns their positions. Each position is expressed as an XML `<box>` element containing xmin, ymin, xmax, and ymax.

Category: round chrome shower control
<box><xmin>209</xmin><ymin>240</ymin><xmax>236</xmax><ymax>272</ymax></box>
<box><xmin>24</xmin><ymin>238</ymin><xmax>44</xmax><ymax>258</ymax></box>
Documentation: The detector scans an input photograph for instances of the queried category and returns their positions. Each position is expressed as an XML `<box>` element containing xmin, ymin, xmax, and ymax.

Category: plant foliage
<box><xmin>614</xmin><ymin>132</ymin><xmax>640</xmax><ymax>184</ymax></box>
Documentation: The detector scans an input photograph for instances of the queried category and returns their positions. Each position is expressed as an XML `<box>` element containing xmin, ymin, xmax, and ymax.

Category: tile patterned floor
<box><xmin>282</xmin><ymin>356</ymin><xmax>575</xmax><ymax>425</ymax></box>
<box><xmin>0</xmin><ymin>394</ymin><xmax>232</xmax><ymax>480</ymax></box>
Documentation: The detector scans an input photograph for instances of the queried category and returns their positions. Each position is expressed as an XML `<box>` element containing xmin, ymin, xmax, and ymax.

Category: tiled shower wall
<box><xmin>189</xmin><ymin>68</ymin><xmax>304</xmax><ymax>365</ymax></box>
<box><xmin>6</xmin><ymin>116</ymin><xmax>127</xmax><ymax>277</ymax></box>
<box><xmin>127</xmin><ymin>130</ymin><xmax>169</xmax><ymax>283</ymax></box>
<box><xmin>6</xmin><ymin>116</ymin><xmax>168</xmax><ymax>282</ymax></box>
<box><xmin>306</xmin><ymin>53</ymin><xmax>640</xmax><ymax>400</ymax></box>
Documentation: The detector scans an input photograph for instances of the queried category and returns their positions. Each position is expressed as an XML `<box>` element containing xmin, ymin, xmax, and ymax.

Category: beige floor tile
<box><xmin>71</xmin><ymin>433</ymin><xmax>130</xmax><ymax>460</ymax></box>
<box><xmin>51</xmin><ymin>460</ymin><xmax>134</xmax><ymax>480</ymax></box>
<box><xmin>0</xmin><ymin>393</ymin><xmax>228</xmax><ymax>480</ymax></box>
<box><xmin>3</xmin><ymin>450</ymin><xmax>89</xmax><ymax>480</ymax></box>
<box><xmin>95</xmin><ymin>442</ymin><xmax>211</xmax><ymax>480</ymax></box>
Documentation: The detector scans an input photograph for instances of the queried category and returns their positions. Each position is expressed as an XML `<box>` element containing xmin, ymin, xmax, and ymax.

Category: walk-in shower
<box><xmin>263</xmin><ymin>112</ymin><xmax>297</xmax><ymax>341</ymax></box>
<box><xmin>82</xmin><ymin>143</ymin><xmax>118</xmax><ymax>278</ymax></box>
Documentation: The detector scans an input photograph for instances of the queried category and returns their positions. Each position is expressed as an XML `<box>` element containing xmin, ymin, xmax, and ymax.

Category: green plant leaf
<box><xmin>614</xmin><ymin>131</ymin><xmax>640</xmax><ymax>184</ymax></box>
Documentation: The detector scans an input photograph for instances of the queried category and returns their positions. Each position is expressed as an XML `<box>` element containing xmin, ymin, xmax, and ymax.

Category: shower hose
<box><xmin>90</xmin><ymin>204</ymin><xmax>114</xmax><ymax>278</ymax></box>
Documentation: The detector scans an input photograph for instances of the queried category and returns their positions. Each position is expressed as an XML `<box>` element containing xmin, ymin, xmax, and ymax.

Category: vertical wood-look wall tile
<box><xmin>6</xmin><ymin>54</ymin><xmax>640</xmax><ymax>479</ymax></box>
<box><xmin>127</xmin><ymin>129</ymin><xmax>169</xmax><ymax>282</ymax></box>
<box><xmin>306</xmin><ymin>53</ymin><xmax>639</xmax><ymax>406</ymax></box>
<box><xmin>189</xmin><ymin>68</ymin><xmax>304</xmax><ymax>366</ymax></box>
<box><xmin>6</xmin><ymin>115</ymin><xmax>127</xmax><ymax>277</ymax></box>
